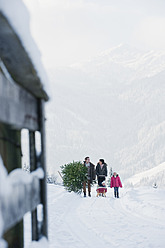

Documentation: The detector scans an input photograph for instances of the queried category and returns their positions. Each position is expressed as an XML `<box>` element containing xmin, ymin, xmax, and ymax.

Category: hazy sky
<box><xmin>23</xmin><ymin>0</ymin><xmax>165</xmax><ymax>68</ymax></box>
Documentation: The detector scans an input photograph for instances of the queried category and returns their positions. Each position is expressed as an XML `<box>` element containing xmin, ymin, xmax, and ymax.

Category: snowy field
<box><xmin>25</xmin><ymin>184</ymin><xmax>165</xmax><ymax>248</ymax></box>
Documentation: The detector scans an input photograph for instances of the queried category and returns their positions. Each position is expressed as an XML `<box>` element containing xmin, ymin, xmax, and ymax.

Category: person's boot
<box><xmin>84</xmin><ymin>192</ymin><xmax>86</xmax><ymax>197</ymax></box>
<box><xmin>114</xmin><ymin>192</ymin><xmax>116</xmax><ymax>198</ymax></box>
<box><xmin>88</xmin><ymin>192</ymin><xmax>91</xmax><ymax>197</ymax></box>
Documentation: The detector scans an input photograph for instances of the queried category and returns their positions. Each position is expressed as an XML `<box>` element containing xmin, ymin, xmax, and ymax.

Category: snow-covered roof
<box><xmin>0</xmin><ymin>0</ymin><xmax>49</xmax><ymax>101</ymax></box>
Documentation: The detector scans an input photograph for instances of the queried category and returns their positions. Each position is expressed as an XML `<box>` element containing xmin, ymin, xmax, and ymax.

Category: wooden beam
<box><xmin>29</xmin><ymin>131</ymin><xmax>39</xmax><ymax>241</ymax></box>
<box><xmin>39</xmin><ymin>100</ymin><xmax>48</xmax><ymax>238</ymax></box>
<box><xmin>0</xmin><ymin>12</ymin><xmax>49</xmax><ymax>101</ymax></box>
<box><xmin>0</xmin><ymin>123</ymin><xmax>22</xmax><ymax>173</ymax></box>
<box><xmin>1</xmin><ymin>124</ymin><xmax>24</xmax><ymax>248</ymax></box>
<box><xmin>0</xmin><ymin>71</ymin><xmax>39</xmax><ymax>131</ymax></box>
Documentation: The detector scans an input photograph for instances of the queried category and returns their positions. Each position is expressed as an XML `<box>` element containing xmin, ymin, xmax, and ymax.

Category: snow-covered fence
<box><xmin>0</xmin><ymin>9</ymin><xmax>49</xmax><ymax>248</ymax></box>
<box><xmin>0</xmin><ymin>166</ymin><xmax>43</xmax><ymax>234</ymax></box>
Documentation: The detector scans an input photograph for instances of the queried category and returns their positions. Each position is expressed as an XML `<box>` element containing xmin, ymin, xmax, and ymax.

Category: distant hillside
<box><xmin>46</xmin><ymin>44</ymin><xmax>165</xmax><ymax>179</ymax></box>
<box><xmin>124</xmin><ymin>162</ymin><xmax>165</xmax><ymax>187</ymax></box>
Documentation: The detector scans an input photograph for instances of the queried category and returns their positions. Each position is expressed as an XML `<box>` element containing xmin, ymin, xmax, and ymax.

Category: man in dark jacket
<box><xmin>83</xmin><ymin>157</ymin><xmax>96</xmax><ymax>197</ymax></box>
<box><xmin>96</xmin><ymin>159</ymin><xmax>108</xmax><ymax>186</ymax></box>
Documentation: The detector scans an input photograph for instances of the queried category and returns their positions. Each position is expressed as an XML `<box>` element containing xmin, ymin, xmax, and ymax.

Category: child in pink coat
<box><xmin>110</xmin><ymin>172</ymin><xmax>122</xmax><ymax>198</ymax></box>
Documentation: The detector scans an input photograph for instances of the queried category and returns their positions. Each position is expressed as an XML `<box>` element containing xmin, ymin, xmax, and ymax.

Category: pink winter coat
<box><xmin>110</xmin><ymin>175</ymin><xmax>122</xmax><ymax>188</ymax></box>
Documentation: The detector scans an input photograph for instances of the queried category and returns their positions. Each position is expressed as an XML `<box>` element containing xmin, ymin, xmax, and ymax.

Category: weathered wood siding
<box><xmin>0</xmin><ymin>71</ymin><xmax>39</xmax><ymax>131</ymax></box>
<box><xmin>0</xmin><ymin>12</ymin><xmax>49</xmax><ymax>101</ymax></box>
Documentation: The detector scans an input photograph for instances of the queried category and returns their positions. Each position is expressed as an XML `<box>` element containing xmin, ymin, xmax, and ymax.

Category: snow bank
<box><xmin>0</xmin><ymin>0</ymin><xmax>49</xmax><ymax>95</ymax></box>
<box><xmin>28</xmin><ymin>237</ymin><xmax>48</xmax><ymax>248</ymax></box>
<box><xmin>124</xmin><ymin>162</ymin><xmax>165</xmax><ymax>187</ymax></box>
<box><xmin>0</xmin><ymin>239</ymin><xmax>8</xmax><ymax>248</ymax></box>
<box><xmin>8</xmin><ymin>167</ymin><xmax>44</xmax><ymax>184</ymax></box>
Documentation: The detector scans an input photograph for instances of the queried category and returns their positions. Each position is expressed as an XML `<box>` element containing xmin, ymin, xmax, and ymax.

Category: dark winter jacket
<box><xmin>96</xmin><ymin>163</ymin><xmax>107</xmax><ymax>178</ymax></box>
<box><xmin>110</xmin><ymin>175</ymin><xmax>122</xmax><ymax>188</ymax></box>
<box><xmin>83</xmin><ymin>162</ymin><xmax>96</xmax><ymax>183</ymax></box>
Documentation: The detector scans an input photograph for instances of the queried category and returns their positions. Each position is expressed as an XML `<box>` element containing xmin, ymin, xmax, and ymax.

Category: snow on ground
<box><xmin>25</xmin><ymin>184</ymin><xmax>165</xmax><ymax>248</ymax></box>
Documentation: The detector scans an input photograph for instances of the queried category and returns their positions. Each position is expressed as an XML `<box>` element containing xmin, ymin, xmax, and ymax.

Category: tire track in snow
<box><xmin>48</xmin><ymin>187</ymin><xmax>110</xmax><ymax>248</ymax></box>
<box><xmin>64</xmin><ymin>197</ymin><xmax>106</xmax><ymax>248</ymax></box>
<box><xmin>77</xmin><ymin>187</ymin><xmax>165</xmax><ymax>248</ymax></box>
<box><xmin>47</xmin><ymin>185</ymin><xmax>165</xmax><ymax>248</ymax></box>
<box><xmin>76</xmin><ymin>191</ymin><xmax>119</xmax><ymax>247</ymax></box>
<box><xmin>119</xmin><ymin>188</ymin><xmax>165</xmax><ymax>228</ymax></box>
<box><xmin>105</xmin><ymin>189</ymin><xmax>165</xmax><ymax>248</ymax></box>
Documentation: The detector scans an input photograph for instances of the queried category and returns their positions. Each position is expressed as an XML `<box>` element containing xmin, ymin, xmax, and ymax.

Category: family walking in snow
<box><xmin>83</xmin><ymin>156</ymin><xmax>122</xmax><ymax>198</ymax></box>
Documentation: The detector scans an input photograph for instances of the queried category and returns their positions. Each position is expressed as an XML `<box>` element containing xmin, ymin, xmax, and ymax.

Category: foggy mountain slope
<box><xmin>124</xmin><ymin>162</ymin><xmax>165</xmax><ymax>187</ymax></box>
<box><xmin>46</xmin><ymin>45</ymin><xmax>165</xmax><ymax>180</ymax></box>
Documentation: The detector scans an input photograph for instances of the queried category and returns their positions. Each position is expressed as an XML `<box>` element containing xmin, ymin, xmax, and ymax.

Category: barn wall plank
<box><xmin>0</xmin><ymin>12</ymin><xmax>49</xmax><ymax>101</ymax></box>
<box><xmin>0</xmin><ymin>72</ymin><xmax>39</xmax><ymax>131</ymax></box>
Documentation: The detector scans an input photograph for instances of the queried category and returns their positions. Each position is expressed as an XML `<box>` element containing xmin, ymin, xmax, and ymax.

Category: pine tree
<box><xmin>61</xmin><ymin>161</ymin><xmax>87</xmax><ymax>194</ymax></box>
<box><xmin>46</xmin><ymin>173</ymin><xmax>58</xmax><ymax>184</ymax></box>
<box><xmin>110</xmin><ymin>167</ymin><xmax>113</xmax><ymax>177</ymax></box>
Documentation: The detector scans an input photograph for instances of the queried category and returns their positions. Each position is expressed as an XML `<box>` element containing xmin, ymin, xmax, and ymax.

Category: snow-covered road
<box><xmin>25</xmin><ymin>185</ymin><xmax>165</xmax><ymax>248</ymax></box>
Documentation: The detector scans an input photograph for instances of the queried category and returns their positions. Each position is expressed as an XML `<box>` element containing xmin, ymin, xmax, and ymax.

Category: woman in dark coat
<box><xmin>96</xmin><ymin>159</ymin><xmax>107</xmax><ymax>186</ymax></box>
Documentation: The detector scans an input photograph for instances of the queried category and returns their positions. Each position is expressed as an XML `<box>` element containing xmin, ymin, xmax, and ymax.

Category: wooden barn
<box><xmin>0</xmin><ymin>9</ymin><xmax>49</xmax><ymax>248</ymax></box>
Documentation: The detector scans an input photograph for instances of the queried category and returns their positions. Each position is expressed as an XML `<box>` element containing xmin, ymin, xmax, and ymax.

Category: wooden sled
<box><xmin>96</xmin><ymin>187</ymin><xmax>107</xmax><ymax>197</ymax></box>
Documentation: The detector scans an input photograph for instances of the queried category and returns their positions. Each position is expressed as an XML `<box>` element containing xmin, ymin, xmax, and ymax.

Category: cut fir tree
<box><xmin>61</xmin><ymin>161</ymin><xmax>87</xmax><ymax>194</ymax></box>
